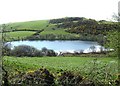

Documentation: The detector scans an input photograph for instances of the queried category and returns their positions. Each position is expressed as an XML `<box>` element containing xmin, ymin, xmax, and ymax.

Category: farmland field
<box><xmin>40</xmin><ymin>29</ymin><xmax>70</xmax><ymax>35</ymax></box>
<box><xmin>5</xmin><ymin>31</ymin><xmax>36</xmax><ymax>38</ymax></box>
<box><xmin>3</xmin><ymin>56</ymin><xmax>118</xmax><ymax>74</ymax></box>
<box><xmin>3</xmin><ymin>19</ymin><xmax>81</xmax><ymax>41</ymax></box>
<box><xmin>2</xmin><ymin>56</ymin><xmax>119</xmax><ymax>85</ymax></box>
<box><xmin>5</xmin><ymin>20</ymin><xmax>49</xmax><ymax>30</ymax></box>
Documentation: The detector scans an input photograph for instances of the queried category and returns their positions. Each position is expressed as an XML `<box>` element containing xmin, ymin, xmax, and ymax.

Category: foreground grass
<box><xmin>3</xmin><ymin>56</ymin><xmax>119</xmax><ymax>85</ymax></box>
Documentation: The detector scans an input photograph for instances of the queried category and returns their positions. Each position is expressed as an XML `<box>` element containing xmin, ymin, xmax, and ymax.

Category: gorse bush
<box><xmin>57</xmin><ymin>71</ymin><xmax>84</xmax><ymax>86</ymax></box>
<box><xmin>2</xmin><ymin>57</ymin><xmax>119</xmax><ymax>86</ymax></box>
<box><xmin>10</xmin><ymin>68</ymin><xmax>55</xmax><ymax>85</ymax></box>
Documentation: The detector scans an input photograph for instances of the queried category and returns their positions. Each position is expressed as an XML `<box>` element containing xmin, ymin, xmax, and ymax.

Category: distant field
<box><xmin>3</xmin><ymin>56</ymin><xmax>118</xmax><ymax>74</ymax></box>
<box><xmin>3</xmin><ymin>20</ymin><xmax>80</xmax><ymax>41</ymax></box>
<box><xmin>4</xmin><ymin>31</ymin><xmax>36</xmax><ymax>40</ymax></box>
<box><xmin>6</xmin><ymin>20</ymin><xmax>49</xmax><ymax>30</ymax></box>
<box><xmin>41</xmin><ymin>29</ymin><xmax>70</xmax><ymax>35</ymax></box>
<box><xmin>2</xmin><ymin>17</ymin><xmax>118</xmax><ymax>42</ymax></box>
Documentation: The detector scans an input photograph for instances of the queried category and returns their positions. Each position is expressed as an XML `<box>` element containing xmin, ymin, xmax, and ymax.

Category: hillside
<box><xmin>2</xmin><ymin>17</ymin><xmax>119</xmax><ymax>43</ymax></box>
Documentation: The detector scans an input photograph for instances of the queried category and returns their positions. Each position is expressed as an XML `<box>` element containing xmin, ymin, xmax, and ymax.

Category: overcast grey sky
<box><xmin>0</xmin><ymin>0</ymin><xmax>119</xmax><ymax>24</ymax></box>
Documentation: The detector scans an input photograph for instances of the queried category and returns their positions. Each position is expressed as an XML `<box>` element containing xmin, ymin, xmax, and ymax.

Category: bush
<box><xmin>10</xmin><ymin>68</ymin><xmax>55</xmax><ymax>85</ymax></box>
<box><xmin>11</xmin><ymin>45</ymin><xmax>43</xmax><ymax>57</ymax></box>
<box><xmin>42</xmin><ymin>47</ymin><xmax>57</xmax><ymax>56</ymax></box>
<box><xmin>57</xmin><ymin>71</ymin><xmax>84</xmax><ymax>86</ymax></box>
<box><xmin>10</xmin><ymin>45</ymin><xmax>56</xmax><ymax>57</ymax></box>
<box><xmin>2</xmin><ymin>43</ymin><xmax>11</xmax><ymax>56</ymax></box>
<box><xmin>81</xmin><ymin>59</ymin><xmax>117</xmax><ymax>85</ymax></box>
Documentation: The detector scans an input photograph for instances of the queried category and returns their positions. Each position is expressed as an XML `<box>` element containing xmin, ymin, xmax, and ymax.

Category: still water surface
<box><xmin>9</xmin><ymin>40</ymin><xmax>102</xmax><ymax>53</ymax></box>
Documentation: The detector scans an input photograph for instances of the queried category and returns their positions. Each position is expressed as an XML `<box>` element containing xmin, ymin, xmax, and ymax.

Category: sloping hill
<box><xmin>3</xmin><ymin>18</ymin><xmax>80</xmax><ymax>41</ymax></box>
<box><xmin>2</xmin><ymin>17</ymin><xmax>118</xmax><ymax>42</ymax></box>
<box><xmin>5</xmin><ymin>20</ymin><xmax>49</xmax><ymax>30</ymax></box>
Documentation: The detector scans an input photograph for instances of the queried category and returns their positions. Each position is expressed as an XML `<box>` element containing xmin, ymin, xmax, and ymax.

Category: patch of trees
<box><xmin>49</xmin><ymin>17</ymin><xmax>85</xmax><ymax>24</ymax></box>
<box><xmin>26</xmin><ymin>34</ymin><xmax>80</xmax><ymax>40</ymax></box>
<box><xmin>57</xmin><ymin>19</ymin><xmax>98</xmax><ymax>29</ymax></box>
<box><xmin>3</xmin><ymin>28</ymin><xmax>39</xmax><ymax>33</ymax></box>
<box><xmin>65</xmin><ymin>23</ymin><xmax>118</xmax><ymax>43</ymax></box>
<box><xmin>2</xmin><ymin>44</ymin><xmax>57</xmax><ymax>57</ymax></box>
<box><xmin>49</xmin><ymin>17</ymin><xmax>119</xmax><ymax>44</ymax></box>
<box><xmin>51</xmin><ymin>19</ymin><xmax>118</xmax><ymax>36</ymax></box>
<box><xmin>104</xmin><ymin>31</ymin><xmax>120</xmax><ymax>56</ymax></box>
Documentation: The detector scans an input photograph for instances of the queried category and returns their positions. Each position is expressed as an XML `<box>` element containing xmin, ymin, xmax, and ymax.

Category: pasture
<box><xmin>3</xmin><ymin>56</ymin><xmax>118</xmax><ymax>74</ymax></box>
<box><xmin>3</xmin><ymin>20</ymin><xmax>80</xmax><ymax>41</ymax></box>
<box><xmin>5</xmin><ymin>20</ymin><xmax>49</xmax><ymax>30</ymax></box>
<box><xmin>5</xmin><ymin>31</ymin><xmax>36</xmax><ymax>38</ymax></box>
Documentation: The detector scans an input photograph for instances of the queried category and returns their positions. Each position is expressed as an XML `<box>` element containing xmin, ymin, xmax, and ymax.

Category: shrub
<box><xmin>89</xmin><ymin>45</ymin><xmax>96</xmax><ymax>53</ymax></box>
<box><xmin>2</xmin><ymin>43</ymin><xmax>11</xmax><ymax>56</ymax></box>
<box><xmin>46</xmin><ymin>49</ymin><xmax>56</xmax><ymax>56</ymax></box>
<box><xmin>10</xmin><ymin>45</ymin><xmax>56</xmax><ymax>57</ymax></box>
<box><xmin>57</xmin><ymin>71</ymin><xmax>84</xmax><ymax>86</ymax></box>
<box><xmin>115</xmin><ymin>74</ymin><xmax>120</xmax><ymax>85</ymax></box>
<box><xmin>11</xmin><ymin>45</ymin><xmax>43</xmax><ymax>57</ymax></box>
<box><xmin>10</xmin><ymin>68</ymin><xmax>55</xmax><ymax>85</ymax></box>
<box><xmin>81</xmin><ymin>59</ymin><xmax>117</xmax><ymax>85</ymax></box>
<box><xmin>42</xmin><ymin>47</ymin><xmax>57</xmax><ymax>56</ymax></box>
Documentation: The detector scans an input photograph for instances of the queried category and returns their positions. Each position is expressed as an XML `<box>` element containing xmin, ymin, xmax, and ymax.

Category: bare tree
<box><xmin>112</xmin><ymin>2</ymin><xmax>120</xmax><ymax>22</ymax></box>
<box><xmin>89</xmin><ymin>45</ymin><xmax>96</xmax><ymax>53</ymax></box>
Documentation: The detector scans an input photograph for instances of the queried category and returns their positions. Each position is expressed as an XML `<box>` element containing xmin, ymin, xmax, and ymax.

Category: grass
<box><xmin>41</xmin><ymin>29</ymin><xmax>70</xmax><ymax>35</ymax></box>
<box><xmin>3</xmin><ymin>31</ymin><xmax>36</xmax><ymax>41</ymax></box>
<box><xmin>6</xmin><ymin>31</ymin><xmax>35</xmax><ymax>37</ymax></box>
<box><xmin>3</xmin><ymin>20</ymin><xmax>80</xmax><ymax>41</ymax></box>
<box><xmin>3</xmin><ymin>56</ymin><xmax>118</xmax><ymax>74</ymax></box>
<box><xmin>2</xmin><ymin>56</ymin><xmax>119</xmax><ymax>85</ymax></box>
<box><xmin>6</xmin><ymin>20</ymin><xmax>49</xmax><ymax>30</ymax></box>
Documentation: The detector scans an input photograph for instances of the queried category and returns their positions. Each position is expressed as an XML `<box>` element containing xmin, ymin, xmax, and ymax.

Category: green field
<box><xmin>6</xmin><ymin>20</ymin><xmax>49</xmax><ymax>30</ymax></box>
<box><xmin>3</xmin><ymin>56</ymin><xmax>118</xmax><ymax>74</ymax></box>
<box><xmin>3</xmin><ymin>19</ymin><xmax>80</xmax><ymax>41</ymax></box>
<box><xmin>41</xmin><ymin>29</ymin><xmax>69</xmax><ymax>35</ymax></box>
<box><xmin>3</xmin><ymin>56</ymin><xmax>119</xmax><ymax>85</ymax></box>
<box><xmin>5</xmin><ymin>31</ymin><xmax>35</xmax><ymax>38</ymax></box>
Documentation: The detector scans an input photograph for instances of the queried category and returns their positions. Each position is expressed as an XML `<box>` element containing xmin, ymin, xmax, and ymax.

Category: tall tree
<box><xmin>105</xmin><ymin>31</ymin><xmax>119</xmax><ymax>56</ymax></box>
<box><xmin>1</xmin><ymin>24</ymin><xmax>9</xmax><ymax>85</ymax></box>
<box><xmin>105</xmin><ymin>11</ymin><xmax>120</xmax><ymax>57</ymax></box>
